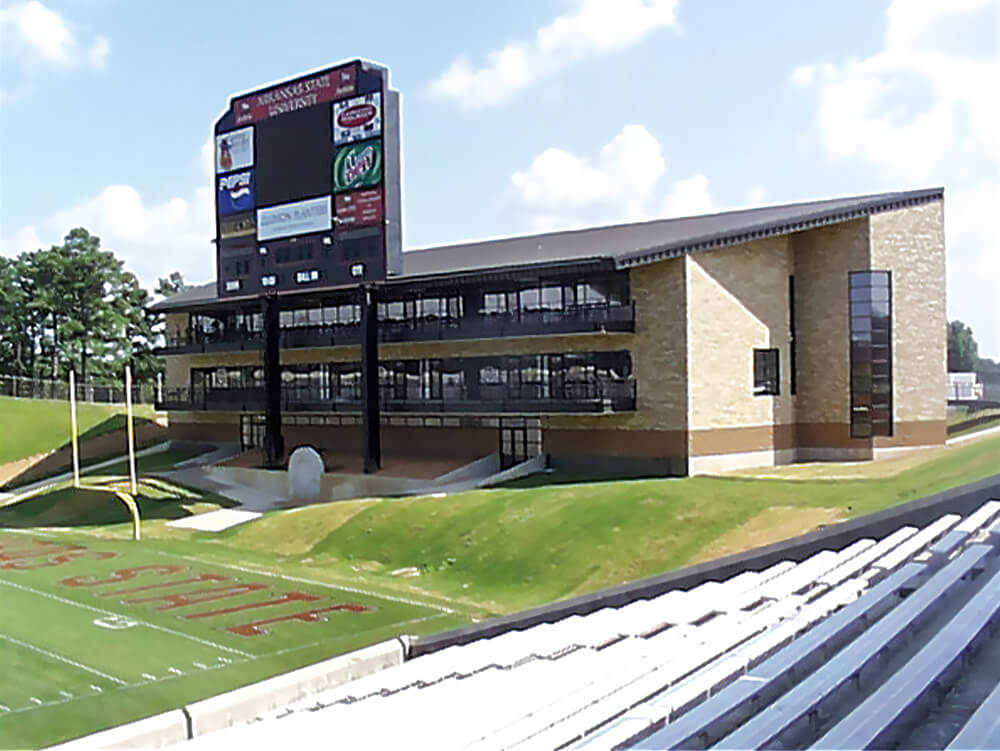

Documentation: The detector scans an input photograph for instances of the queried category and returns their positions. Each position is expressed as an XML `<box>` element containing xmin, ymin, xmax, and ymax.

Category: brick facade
<box><xmin>157</xmin><ymin>195</ymin><xmax>947</xmax><ymax>476</ymax></box>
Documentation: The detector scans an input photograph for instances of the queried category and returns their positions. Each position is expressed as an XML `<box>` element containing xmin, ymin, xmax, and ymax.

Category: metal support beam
<box><xmin>262</xmin><ymin>292</ymin><xmax>284</xmax><ymax>468</ymax></box>
<box><xmin>361</xmin><ymin>285</ymin><xmax>381</xmax><ymax>473</ymax></box>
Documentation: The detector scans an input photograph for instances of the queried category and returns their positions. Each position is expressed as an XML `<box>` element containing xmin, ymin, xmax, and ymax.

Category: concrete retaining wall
<box><xmin>185</xmin><ymin>637</ymin><xmax>404</xmax><ymax>737</ymax></box>
<box><xmin>44</xmin><ymin>709</ymin><xmax>189</xmax><ymax>749</ymax></box>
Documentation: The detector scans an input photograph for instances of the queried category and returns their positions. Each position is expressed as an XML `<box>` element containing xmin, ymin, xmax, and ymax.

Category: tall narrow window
<box><xmin>849</xmin><ymin>271</ymin><xmax>892</xmax><ymax>438</ymax></box>
<box><xmin>754</xmin><ymin>349</ymin><xmax>780</xmax><ymax>396</ymax></box>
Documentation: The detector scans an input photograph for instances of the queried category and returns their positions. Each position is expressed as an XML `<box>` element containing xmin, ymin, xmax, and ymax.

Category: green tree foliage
<box><xmin>155</xmin><ymin>271</ymin><xmax>188</xmax><ymax>298</ymax></box>
<box><xmin>948</xmin><ymin>320</ymin><xmax>980</xmax><ymax>372</ymax></box>
<box><xmin>0</xmin><ymin>228</ymin><xmax>162</xmax><ymax>383</ymax></box>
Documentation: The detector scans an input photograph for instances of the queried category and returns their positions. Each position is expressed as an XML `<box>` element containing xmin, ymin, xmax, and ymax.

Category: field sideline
<box><xmin>0</xmin><ymin>528</ymin><xmax>468</xmax><ymax>748</ymax></box>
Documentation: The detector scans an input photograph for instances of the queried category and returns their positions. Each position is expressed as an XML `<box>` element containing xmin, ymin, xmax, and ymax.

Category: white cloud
<box><xmin>745</xmin><ymin>185</ymin><xmax>767</xmax><ymax>205</ymax></box>
<box><xmin>793</xmin><ymin>0</ymin><xmax>1000</xmax><ymax>357</ymax></box>
<box><xmin>509</xmin><ymin>124</ymin><xmax>719</xmax><ymax>231</ymax></box>
<box><xmin>792</xmin><ymin>0</ymin><xmax>998</xmax><ymax>177</ymax></box>
<box><xmin>662</xmin><ymin>173</ymin><xmax>713</xmax><ymax>218</ymax></box>
<box><xmin>0</xmin><ymin>0</ymin><xmax>108</xmax><ymax>70</ymax></box>
<box><xmin>0</xmin><ymin>140</ymin><xmax>216</xmax><ymax>288</ymax></box>
<box><xmin>429</xmin><ymin>0</ymin><xmax>679</xmax><ymax>109</ymax></box>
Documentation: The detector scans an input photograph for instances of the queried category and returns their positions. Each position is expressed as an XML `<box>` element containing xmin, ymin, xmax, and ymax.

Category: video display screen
<box><xmin>254</xmin><ymin>105</ymin><xmax>333</xmax><ymax>207</ymax></box>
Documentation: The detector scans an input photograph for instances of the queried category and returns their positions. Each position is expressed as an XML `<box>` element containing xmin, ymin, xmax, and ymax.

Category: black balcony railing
<box><xmin>156</xmin><ymin>303</ymin><xmax>635</xmax><ymax>354</ymax></box>
<box><xmin>157</xmin><ymin>380</ymin><xmax>636</xmax><ymax>415</ymax></box>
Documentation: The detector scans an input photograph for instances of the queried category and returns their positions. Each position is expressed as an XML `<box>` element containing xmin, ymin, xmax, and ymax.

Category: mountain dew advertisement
<box><xmin>333</xmin><ymin>141</ymin><xmax>382</xmax><ymax>191</ymax></box>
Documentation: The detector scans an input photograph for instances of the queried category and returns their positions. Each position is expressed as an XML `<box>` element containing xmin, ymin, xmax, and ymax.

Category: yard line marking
<box><xmin>149</xmin><ymin>550</ymin><xmax>456</xmax><ymax>613</ymax></box>
<box><xmin>0</xmin><ymin>576</ymin><xmax>253</xmax><ymax>658</ymax></box>
<box><xmin>29</xmin><ymin>697</ymin><xmax>44</xmax><ymax>705</ymax></box>
<box><xmin>90</xmin><ymin>684</ymin><xmax>103</xmax><ymax>693</ymax></box>
<box><xmin>0</xmin><ymin>634</ymin><xmax>127</xmax><ymax>686</ymax></box>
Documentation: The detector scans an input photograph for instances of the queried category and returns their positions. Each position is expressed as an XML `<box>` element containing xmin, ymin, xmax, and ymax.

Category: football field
<box><xmin>0</xmin><ymin>528</ymin><xmax>460</xmax><ymax>748</ymax></box>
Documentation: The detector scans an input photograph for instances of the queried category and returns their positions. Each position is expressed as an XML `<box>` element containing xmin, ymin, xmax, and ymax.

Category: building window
<box><xmin>754</xmin><ymin>348</ymin><xmax>780</xmax><ymax>396</ymax></box>
<box><xmin>850</xmin><ymin>271</ymin><xmax>892</xmax><ymax>438</ymax></box>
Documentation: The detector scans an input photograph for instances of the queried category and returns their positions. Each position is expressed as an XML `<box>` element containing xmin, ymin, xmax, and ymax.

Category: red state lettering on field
<box><xmin>99</xmin><ymin>572</ymin><xmax>226</xmax><ymax>597</ymax></box>
<box><xmin>3</xmin><ymin>549</ymin><xmax>117</xmax><ymax>570</ymax></box>
<box><xmin>1</xmin><ymin>542</ymin><xmax>85</xmax><ymax>562</ymax></box>
<box><xmin>124</xmin><ymin>582</ymin><xmax>268</xmax><ymax>610</ymax></box>
<box><xmin>226</xmin><ymin>603</ymin><xmax>371</xmax><ymax>637</ymax></box>
<box><xmin>184</xmin><ymin>591</ymin><xmax>321</xmax><ymax>620</ymax></box>
<box><xmin>61</xmin><ymin>564</ymin><xmax>186</xmax><ymax>588</ymax></box>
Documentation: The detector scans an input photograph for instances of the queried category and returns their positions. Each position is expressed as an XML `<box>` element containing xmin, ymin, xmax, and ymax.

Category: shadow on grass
<box><xmin>3</xmin><ymin>416</ymin><xmax>168</xmax><ymax>491</ymax></box>
<box><xmin>0</xmin><ymin>478</ymin><xmax>239</xmax><ymax>528</ymax></box>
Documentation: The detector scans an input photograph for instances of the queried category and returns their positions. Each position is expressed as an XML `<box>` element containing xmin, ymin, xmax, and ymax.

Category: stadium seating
<box><xmin>170</xmin><ymin>498</ymin><xmax>1000</xmax><ymax>750</ymax></box>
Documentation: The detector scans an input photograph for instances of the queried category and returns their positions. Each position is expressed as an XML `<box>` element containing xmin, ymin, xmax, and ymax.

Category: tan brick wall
<box><xmin>546</xmin><ymin>256</ymin><xmax>687</xmax><ymax>437</ymax></box>
<box><xmin>869</xmin><ymin>201</ymin><xmax>947</xmax><ymax>440</ymax></box>
<box><xmin>164</xmin><ymin>354</ymin><xmax>192</xmax><ymax>389</ymax></box>
<box><xmin>164</xmin><ymin>312</ymin><xmax>188</xmax><ymax>342</ymax></box>
<box><xmin>792</xmin><ymin>218</ymin><xmax>870</xmax><ymax>430</ymax></box>
<box><xmin>686</xmin><ymin>238</ymin><xmax>794</xmax><ymax>444</ymax></box>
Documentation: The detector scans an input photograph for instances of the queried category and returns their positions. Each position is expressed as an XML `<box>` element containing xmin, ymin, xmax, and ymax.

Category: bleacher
<box><xmin>166</xmin><ymin>495</ymin><xmax>1000</xmax><ymax>750</ymax></box>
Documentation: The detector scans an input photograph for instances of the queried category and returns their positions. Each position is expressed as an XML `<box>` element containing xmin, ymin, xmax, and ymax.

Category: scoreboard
<box><xmin>213</xmin><ymin>60</ymin><xmax>402</xmax><ymax>298</ymax></box>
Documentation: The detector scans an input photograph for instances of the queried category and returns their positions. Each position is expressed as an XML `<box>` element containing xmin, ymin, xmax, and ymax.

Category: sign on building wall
<box><xmin>217</xmin><ymin>170</ymin><xmax>255</xmax><ymax>215</ymax></box>
<box><xmin>333</xmin><ymin>141</ymin><xmax>383</xmax><ymax>191</ymax></box>
<box><xmin>215</xmin><ymin>127</ymin><xmax>254</xmax><ymax>173</ymax></box>
<box><xmin>213</xmin><ymin>59</ymin><xmax>402</xmax><ymax>297</ymax></box>
<box><xmin>333</xmin><ymin>93</ymin><xmax>382</xmax><ymax>145</ymax></box>
<box><xmin>257</xmin><ymin>196</ymin><xmax>332</xmax><ymax>241</ymax></box>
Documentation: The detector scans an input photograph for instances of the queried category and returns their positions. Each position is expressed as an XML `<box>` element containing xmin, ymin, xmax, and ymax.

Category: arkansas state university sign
<box><xmin>233</xmin><ymin>65</ymin><xmax>358</xmax><ymax>125</ymax></box>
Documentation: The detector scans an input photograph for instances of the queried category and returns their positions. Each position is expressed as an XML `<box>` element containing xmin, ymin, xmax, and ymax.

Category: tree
<box><xmin>948</xmin><ymin>320</ymin><xmax>980</xmax><ymax>372</ymax></box>
<box><xmin>156</xmin><ymin>271</ymin><xmax>188</xmax><ymax>298</ymax></box>
<box><xmin>0</xmin><ymin>228</ymin><xmax>163</xmax><ymax>384</ymax></box>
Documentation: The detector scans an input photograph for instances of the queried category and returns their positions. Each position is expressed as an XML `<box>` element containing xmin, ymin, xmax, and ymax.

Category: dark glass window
<box><xmin>850</xmin><ymin>271</ymin><xmax>892</xmax><ymax>438</ymax></box>
<box><xmin>754</xmin><ymin>349</ymin><xmax>780</xmax><ymax>396</ymax></box>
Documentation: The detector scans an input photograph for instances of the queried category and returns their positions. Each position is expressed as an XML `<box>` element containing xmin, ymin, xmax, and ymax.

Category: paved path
<box><xmin>0</xmin><ymin>442</ymin><xmax>174</xmax><ymax>507</ymax></box>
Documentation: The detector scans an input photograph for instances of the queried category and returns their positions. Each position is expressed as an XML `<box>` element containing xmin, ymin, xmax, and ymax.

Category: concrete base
<box><xmin>688</xmin><ymin>448</ymin><xmax>798</xmax><ymax>475</ymax></box>
<box><xmin>186</xmin><ymin>638</ymin><xmax>404</xmax><ymax>738</ymax></box>
<box><xmin>45</xmin><ymin>709</ymin><xmax>189</xmax><ymax>749</ymax></box>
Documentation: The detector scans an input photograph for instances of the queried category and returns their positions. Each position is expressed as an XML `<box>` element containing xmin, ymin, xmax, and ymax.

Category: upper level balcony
<box><xmin>156</xmin><ymin>302</ymin><xmax>635</xmax><ymax>355</ymax></box>
<box><xmin>156</xmin><ymin>380</ymin><xmax>636</xmax><ymax>415</ymax></box>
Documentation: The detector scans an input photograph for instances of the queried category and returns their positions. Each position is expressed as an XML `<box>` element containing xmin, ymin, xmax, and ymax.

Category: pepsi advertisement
<box><xmin>217</xmin><ymin>170</ymin><xmax>255</xmax><ymax>216</ymax></box>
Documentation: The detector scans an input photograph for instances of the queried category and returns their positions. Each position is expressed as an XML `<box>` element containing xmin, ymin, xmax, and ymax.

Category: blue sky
<box><xmin>1</xmin><ymin>0</ymin><xmax>997</xmax><ymax>356</ymax></box>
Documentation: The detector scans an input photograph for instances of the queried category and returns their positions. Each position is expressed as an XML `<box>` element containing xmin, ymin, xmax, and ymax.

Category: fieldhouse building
<box><xmin>152</xmin><ymin>187</ymin><xmax>947</xmax><ymax>475</ymax></box>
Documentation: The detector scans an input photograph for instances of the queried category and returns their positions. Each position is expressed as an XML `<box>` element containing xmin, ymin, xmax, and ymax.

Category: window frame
<box><xmin>753</xmin><ymin>348</ymin><xmax>780</xmax><ymax>396</ymax></box>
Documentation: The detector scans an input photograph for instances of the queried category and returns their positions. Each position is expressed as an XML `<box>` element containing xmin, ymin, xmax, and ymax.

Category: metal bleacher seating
<box><xmin>812</xmin><ymin>559</ymin><xmax>1000</xmax><ymax>749</ymax></box>
<box><xmin>176</xmin><ymin>499</ymin><xmax>1000</xmax><ymax>751</ymax></box>
<box><xmin>946</xmin><ymin>679</ymin><xmax>1000</xmax><ymax>749</ymax></box>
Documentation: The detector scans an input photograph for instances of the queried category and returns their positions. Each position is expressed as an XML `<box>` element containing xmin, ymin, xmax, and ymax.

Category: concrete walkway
<box><xmin>947</xmin><ymin>423</ymin><xmax>1000</xmax><ymax>445</ymax></box>
<box><xmin>0</xmin><ymin>441</ymin><xmax>175</xmax><ymax>507</ymax></box>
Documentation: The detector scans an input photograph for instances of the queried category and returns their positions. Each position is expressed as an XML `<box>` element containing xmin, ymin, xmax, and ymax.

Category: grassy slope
<box><xmin>0</xmin><ymin>395</ymin><xmax>157</xmax><ymax>465</ymax></box>
<box><xmin>211</xmin><ymin>433</ymin><xmax>1000</xmax><ymax>614</ymax></box>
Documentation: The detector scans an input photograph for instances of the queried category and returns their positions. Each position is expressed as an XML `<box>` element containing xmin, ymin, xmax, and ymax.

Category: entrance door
<box><xmin>498</xmin><ymin>418</ymin><xmax>542</xmax><ymax>469</ymax></box>
<box><xmin>500</xmin><ymin>425</ymin><xmax>527</xmax><ymax>469</ymax></box>
<box><xmin>240</xmin><ymin>414</ymin><xmax>266</xmax><ymax>452</ymax></box>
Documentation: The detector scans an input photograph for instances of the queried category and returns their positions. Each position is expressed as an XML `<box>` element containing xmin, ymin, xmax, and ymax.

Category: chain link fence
<box><xmin>0</xmin><ymin>373</ymin><xmax>157</xmax><ymax>405</ymax></box>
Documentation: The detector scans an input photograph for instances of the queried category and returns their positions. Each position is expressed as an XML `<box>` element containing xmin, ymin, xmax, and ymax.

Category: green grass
<box><xmin>1</xmin><ymin>433</ymin><xmax>998</xmax><ymax>746</ymax></box>
<box><xmin>0</xmin><ymin>395</ymin><xmax>157</xmax><ymax>465</ymax></box>
<box><xmin>0</xmin><ymin>524</ymin><xmax>468</xmax><ymax>748</ymax></box>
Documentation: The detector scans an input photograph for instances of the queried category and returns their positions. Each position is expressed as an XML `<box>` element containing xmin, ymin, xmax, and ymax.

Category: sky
<box><xmin>0</xmin><ymin>0</ymin><xmax>997</xmax><ymax>357</ymax></box>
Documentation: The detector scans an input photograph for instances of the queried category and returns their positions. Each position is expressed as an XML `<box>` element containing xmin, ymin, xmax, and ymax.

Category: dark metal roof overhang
<box><xmin>151</xmin><ymin>257</ymin><xmax>617</xmax><ymax>315</ymax></box>
<box><xmin>614</xmin><ymin>187</ymin><xmax>944</xmax><ymax>269</ymax></box>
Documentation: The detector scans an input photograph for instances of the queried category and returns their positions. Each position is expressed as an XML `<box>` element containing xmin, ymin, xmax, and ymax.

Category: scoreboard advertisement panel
<box><xmin>214</xmin><ymin>59</ymin><xmax>402</xmax><ymax>298</ymax></box>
